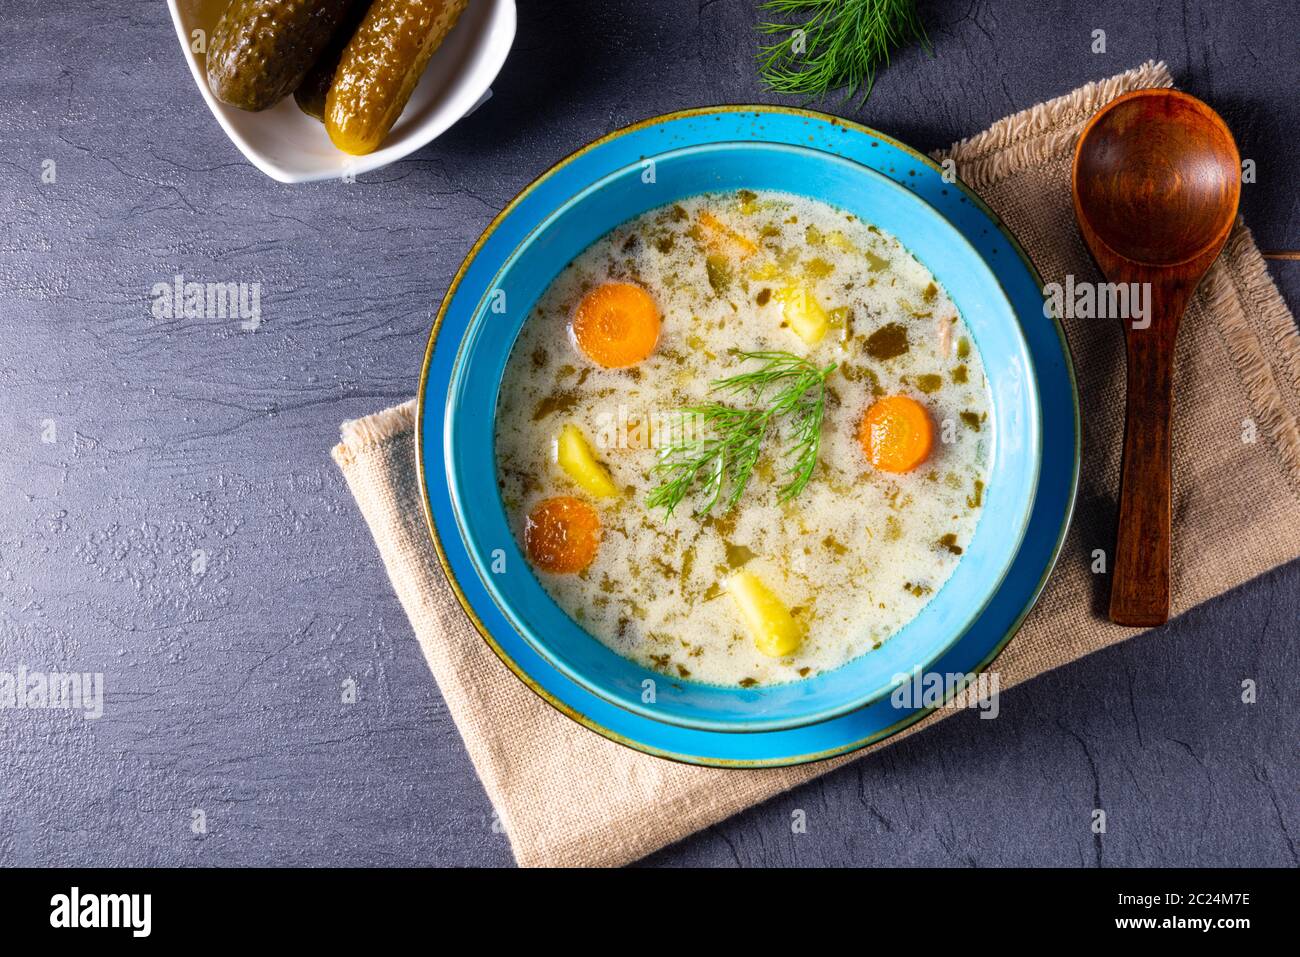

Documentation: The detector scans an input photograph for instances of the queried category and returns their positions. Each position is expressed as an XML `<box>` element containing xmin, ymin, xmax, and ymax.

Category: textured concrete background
<box><xmin>0</xmin><ymin>0</ymin><xmax>1296</xmax><ymax>867</ymax></box>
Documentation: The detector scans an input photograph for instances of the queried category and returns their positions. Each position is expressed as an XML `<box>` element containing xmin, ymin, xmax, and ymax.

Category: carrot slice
<box><xmin>859</xmin><ymin>395</ymin><xmax>934</xmax><ymax>473</ymax></box>
<box><xmin>524</xmin><ymin>496</ymin><xmax>601</xmax><ymax>573</ymax></box>
<box><xmin>570</xmin><ymin>282</ymin><xmax>661</xmax><ymax>368</ymax></box>
<box><xmin>698</xmin><ymin>210</ymin><xmax>758</xmax><ymax>258</ymax></box>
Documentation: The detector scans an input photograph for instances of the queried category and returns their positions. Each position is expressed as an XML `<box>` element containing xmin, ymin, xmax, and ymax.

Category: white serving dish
<box><xmin>166</xmin><ymin>0</ymin><xmax>516</xmax><ymax>183</ymax></box>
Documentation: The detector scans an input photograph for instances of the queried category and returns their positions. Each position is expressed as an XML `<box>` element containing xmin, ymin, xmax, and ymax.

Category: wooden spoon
<box><xmin>1072</xmin><ymin>89</ymin><xmax>1241</xmax><ymax>626</ymax></box>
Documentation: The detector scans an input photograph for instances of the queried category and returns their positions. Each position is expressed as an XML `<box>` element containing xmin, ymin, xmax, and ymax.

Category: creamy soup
<box><xmin>495</xmin><ymin>190</ymin><xmax>991</xmax><ymax>687</ymax></box>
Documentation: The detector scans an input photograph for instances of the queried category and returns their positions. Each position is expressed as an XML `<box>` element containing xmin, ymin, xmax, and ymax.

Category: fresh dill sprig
<box><xmin>647</xmin><ymin>351</ymin><xmax>837</xmax><ymax>516</ymax></box>
<box><xmin>756</xmin><ymin>0</ymin><xmax>929</xmax><ymax>104</ymax></box>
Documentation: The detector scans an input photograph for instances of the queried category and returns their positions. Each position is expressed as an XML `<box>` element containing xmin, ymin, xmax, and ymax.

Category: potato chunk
<box><xmin>556</xmin><ymin>424</ymin><xmax>619</xmax><ymax>498</ymax></box>
<box><xmin>725</xmin><ymin>570</ymin><xmax>803</xmax><ymax>658</ymax></box>
<box><xmin>777</xmin><ymin>284</ymin><xmax>830</xmax><ymax>345</ymax></box>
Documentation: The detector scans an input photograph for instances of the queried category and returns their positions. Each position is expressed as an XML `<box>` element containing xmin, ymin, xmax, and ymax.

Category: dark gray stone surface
<box><xmin>0</xmin><ymin>0</ymin><xmax>1296</xmax><ymax>868</ymax></box>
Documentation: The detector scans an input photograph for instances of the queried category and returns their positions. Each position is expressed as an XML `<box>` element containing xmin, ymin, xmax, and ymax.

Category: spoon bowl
<box><xmin>1072</xmin><ymin>89</ymin><xmax>1240</xmax><ymax>626</ymax></box>
<box><xmin>1075</xmin><ymin>92</ymin><xmax>1240</xmax><ymax>266</ymax></box>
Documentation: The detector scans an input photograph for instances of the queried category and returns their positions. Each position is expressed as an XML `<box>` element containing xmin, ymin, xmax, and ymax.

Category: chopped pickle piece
<box><xmin>913</xmin><ymin>373</ymin><xmax>943</xmax><ymax>393</ymax></box>
<box><xmin>556</xmin><ymin>423</ymin><xmax>619</xmax><ymax>498</ymax></box>
<box><xmin>822</xmin><ymin>534</ymin><xmax>848</xmax><ymax>555</ymax></box>
<box><xmin>725</xmin><ymin>542</ymin><xmax>757</xmax><ymax>569</ymax></box>
<box><xmin>865</xmin><ymin>322</ymin><xmax>909</xmax><ymax>360</ymax></box>
<box><xmin>705</xmin><ymin>254</ymin><xmax>732</xmax><ymax>295</ymax></box>
<box><xmin>829</xmin><ymin>306</ymin><xmax>853</xmax><ymax>348</ymax></box>
<box><xmin>532</xmin><ymin>390</ymin><xmax>579</xmax><ymax>421</ymax></box>
<box><xmin>839</xmin><ymin>361</ymin><xmax>882</xmax><ymax>395</ymax></box>
<box><xmin>776</xmin><ymin>284</ymin><xmax>830</xmax><ymax>345</ymax></box>
<box><xmin>937</xmin><ymin>532</ymin><xmax>964</xmax><ymax>555</ymax></box>
<box><xmin>725</xmin><ymin>570</ymin><xmax>803</xmax><ymax>658</ymax></box>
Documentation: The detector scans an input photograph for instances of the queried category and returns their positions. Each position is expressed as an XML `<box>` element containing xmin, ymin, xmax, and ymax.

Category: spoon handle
<box><xmin>1110</xmin><ymin>320</ymin><xmax>1177</xmax><ymax>626</ymax></box>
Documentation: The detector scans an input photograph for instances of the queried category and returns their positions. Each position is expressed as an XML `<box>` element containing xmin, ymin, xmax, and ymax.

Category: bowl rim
<box><xmin>441</xmin><ymin>137</ymin><xmax>1043</xmax><ymax>733</ymax></box>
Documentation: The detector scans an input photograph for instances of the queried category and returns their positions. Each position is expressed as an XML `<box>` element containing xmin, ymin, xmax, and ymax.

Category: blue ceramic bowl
<box><xmin>445</xmin><ymin>140</ymin><xmax>1041</xmax><ymax>733</ymax></box>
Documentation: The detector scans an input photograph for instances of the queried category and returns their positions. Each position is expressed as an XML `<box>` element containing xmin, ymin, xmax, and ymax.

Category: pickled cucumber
<box><xmin>325</xmin><ymin>0</ymin><xmax>469</xmax><ymax>155</ymax></box>
<box><xmin>293</xmin><ymin>0</ymin><xmax>372</xmax><ymax>121</ymax></box>
<box><xmin>206</xmin><ymin>0</ymin><xmax>356</xmax><ymax>112</ymax></box>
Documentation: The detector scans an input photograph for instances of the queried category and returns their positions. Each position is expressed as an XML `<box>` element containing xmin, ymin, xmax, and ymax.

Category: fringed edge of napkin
<box><xmin>1207</xmin><ymin>227</ymin><xmax>1300</xmax><ymax>495</ymax></box>
<box><xmin>932</xmin><ymin>60</ymin><xmax>1174</xmax><ymax>187</ymax></box>
<box><xmin>331</xmin><ymin>400</ymin><xmax>417</xmax><ymax>470</ymax></box>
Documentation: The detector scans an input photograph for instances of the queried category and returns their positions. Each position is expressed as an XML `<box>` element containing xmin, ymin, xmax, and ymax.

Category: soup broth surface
<box><xmin>495</xmin><ymin>190</ymin><xmax>992</xmax><ymax>687</ymax></box>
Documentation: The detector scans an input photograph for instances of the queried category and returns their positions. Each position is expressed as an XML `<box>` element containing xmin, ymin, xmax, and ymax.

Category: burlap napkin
<box><xmin>331</xmin><ymin>61</ymin><xmax>1300</xmax><ymax>867</ymax></box>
